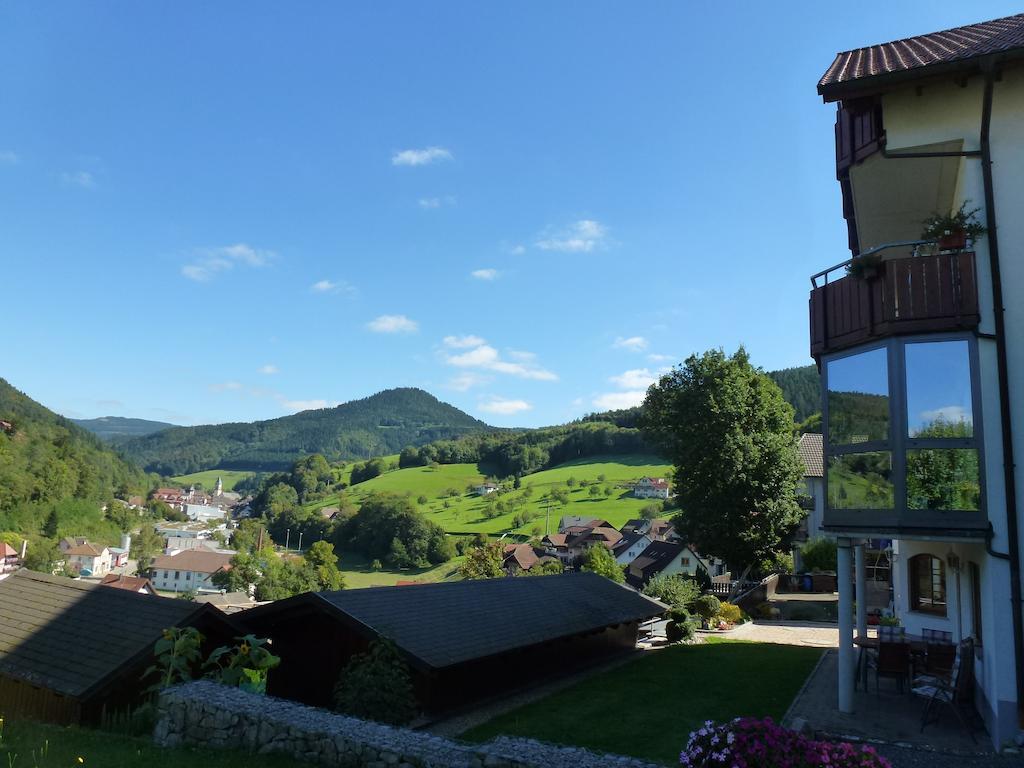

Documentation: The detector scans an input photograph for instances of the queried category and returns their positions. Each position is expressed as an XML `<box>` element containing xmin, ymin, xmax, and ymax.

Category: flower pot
<box><xmin>938</xmin><ymin>231</ymin><xmax>968</xmax><ymax>250</ymax></box>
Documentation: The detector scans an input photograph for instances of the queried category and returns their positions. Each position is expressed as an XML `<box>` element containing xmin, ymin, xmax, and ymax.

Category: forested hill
<box><xmin>118</xmin><ymin>388</ymin><xmax>492</xmax><ymax>475</ymax></box>
<box><xmin>72</xmin><ymin>416</ymin><xmax>177</xmax><ymax>442</ymax></box>
<box><xmin>767</xmin><ymin>365</ymin><xmax>820</xmax><ymax>422</ymax></box>
<box><xmin>0</xmin><ymin>378</ymin><xmax>149</xmax><ymax>511</ymax></box>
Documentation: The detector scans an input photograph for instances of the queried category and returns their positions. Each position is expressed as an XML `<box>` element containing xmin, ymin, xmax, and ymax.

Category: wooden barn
<box><xmin>0</xmin><ymin>569</ymin><xmax>238</xmax><ymax>724</ymax></box>
<box><xmin>239</xmin><ymin>571</ymin><xmax>666</xmax><ymax>713</ymax></box>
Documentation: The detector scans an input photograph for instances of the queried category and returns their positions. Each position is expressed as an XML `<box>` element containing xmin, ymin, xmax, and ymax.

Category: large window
<box><xmin>909</xmin><ymin>554</ymin><xmax>947</xmax><ymax>615</ymax></box>
<box><xmin>824</xmin><ymin>337</ymin><xmax>983</xmax><ymax>522</ymax></box>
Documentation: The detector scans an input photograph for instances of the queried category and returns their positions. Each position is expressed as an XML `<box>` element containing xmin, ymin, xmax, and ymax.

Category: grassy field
<box><xmin>309</xmin><ymin>454</ymin><xmax>672</xmax><ymax>536</ymax></box>
<box><xmin>170</xmin><ymin>469</ymin><xmax>257</xmax><ymax>492</ymax></box>
<box><xmin>338</xmin><ymin>549</ymin><xmax>465</xmax><ymax>588</ymax></box>
<box><xmin>0</xmin><ymin>719</ymin><xmax>306</xmax><ymax>768</ymax></box>
<box><xmin>461</xmin><ymin>639</ymin><xmax>823</xmax><ymax>765</ymax></box>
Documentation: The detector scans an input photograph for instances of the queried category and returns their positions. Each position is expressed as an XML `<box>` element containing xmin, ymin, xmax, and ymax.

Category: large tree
<box><xmin>641</xmin><ymin>348</ymin><xmax>805</xmax><ymax>589</ymax></box>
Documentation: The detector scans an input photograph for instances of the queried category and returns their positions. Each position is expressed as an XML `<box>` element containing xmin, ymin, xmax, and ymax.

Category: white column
<box><xmin>855</xmin><ymin>543</ymin><xmax>867</xmax><ymax>639</ymax></box>
<box><xmin>838</xmin><ymin>537</ymin><xmax>854</xmax><ymax>713</ymax></box>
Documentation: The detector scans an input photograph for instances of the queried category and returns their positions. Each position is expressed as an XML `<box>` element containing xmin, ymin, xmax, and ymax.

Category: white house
<box><xmin>474</xmin><ymin>483</ymin><xmax>498</xmax><ymax>496</ymax></box>
<box><xmin>632</xmin><ymin>477</ymin><xmax>670</xmax><ymax>499</ymax></box>
<box><xmin>63</xmin><ymin>542</ymin><xmax>112</xmax><ymax>577</ymax></box>
<box><xmin>149</xmin><ymin>550</ymin><xmax>234</xmax><ymax>593</ymax></box>
<box><xmin>624</xmin><ymin>540</ymin><xmax>709</xmax><ymax>588</ymax></box>
<box><xmin>185</xmin><ymin>503</ymin><xmax>226</xmax><ymax>523</ymax></box>
<box><xmin>154</xmin><ymin>521</ymin><xmax>215</xmax><ymax>539</ymax></box>
<box><xmin>613</xmin><ymin>530</ymin><xmax>654</xmax><ymax>566</ymax></box>
<box><xmin>812</xmin><ymin>13</ymin><xmax>1024</xmax><ymax>745</ymax></box>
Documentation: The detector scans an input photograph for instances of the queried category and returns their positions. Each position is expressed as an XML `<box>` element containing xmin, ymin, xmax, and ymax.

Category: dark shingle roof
<box><xmin>799</xmin><ymin>433</ymin><xmax>824</xmax><ymax>478</ymax></box>
<box><xmin>0</xmin><ymin>570</ymin><xmax>208</xmax><ymax>698</ymax></box>
<box><xmin>819</xmin><ymin>13</ymin><xmax>1024</xmax><ymax>99</ymax></box>
<box><xmin>247</xmin><ymin>572</ymin><xmax>665</xmax><ymax>670</ymax></box>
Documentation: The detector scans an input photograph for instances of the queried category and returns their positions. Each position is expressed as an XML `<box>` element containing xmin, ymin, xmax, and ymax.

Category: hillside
<box><xmin>72</xmin><ymin>415</ymin><xmax>177</xmax><ymax>442</ymax></box>
<box><xmin>118</xmin><ymin>388</ymin><xmax>491</xmax><ymax>475</ymax></box>
<box><xmin>767</xmin><ymin>365</ymin><xmax>820</xmax><ymax>422</ymax></box>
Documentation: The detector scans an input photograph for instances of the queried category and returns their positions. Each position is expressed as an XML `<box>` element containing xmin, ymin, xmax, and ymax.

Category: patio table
<box><xmin>853</xmin><ymin>633</ymin><xmax>928</xmax><ymax>691</ymax></box>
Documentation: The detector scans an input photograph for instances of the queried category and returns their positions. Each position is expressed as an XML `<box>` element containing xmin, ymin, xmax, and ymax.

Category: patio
<box><xmin>785</xmin><ymin>648</ymin><xmax>993</xmax><ymax>756</ymax></box>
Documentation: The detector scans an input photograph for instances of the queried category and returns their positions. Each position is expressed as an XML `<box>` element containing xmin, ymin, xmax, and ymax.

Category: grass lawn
<box><xmin>461</xmin><ymin>639</ymin><xmax>823</xmax><ymax>766</ymax></box>
<box><xmin>170</xmin><ymin>468</ymin><xmax>257</xmax><ymax>492</ymax></box>
<box><xmin>338</xmin><ymin>549</ymin><xmax>465</xmax><ymax>588</ymax></box>
<box><xmin>307</xmin><ymin>455</ymin><xmax>673</xmax><ymax>537</ymax></box>
<box><xmin>0</xmin><ymin>719</ymin><xmax>306</xmax><ymax>768</ymax></box>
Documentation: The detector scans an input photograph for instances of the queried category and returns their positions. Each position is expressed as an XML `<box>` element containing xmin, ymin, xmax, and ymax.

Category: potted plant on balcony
<box><xmin>921</xmin><ymin>200</ymin><xmax>987</xmax><ymax>250</ymax></box>
<box><xmin>845</xmin><ymin>251</ymin><xmax>884</xmax><ymax>280</ymax></box>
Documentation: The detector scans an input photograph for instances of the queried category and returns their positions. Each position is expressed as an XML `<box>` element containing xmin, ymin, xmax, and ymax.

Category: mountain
<box><xmin>767</xmin><ymin>365</ymin><xmax>820</xmax><ymax>423</ymax></box>
<box><xmin>0</xmin><ymin>378</ymin><xmax>149</xmax><ymax>513</ymax></box>
<box><xmin>117</xmin><ymin>388</ymin><xmax>492</xmax><ymax>475</ymax></box>
<box><xmin>72</xmin><ymin>416</ymin><xmax>177</xmax><ymax>442</ymax></box>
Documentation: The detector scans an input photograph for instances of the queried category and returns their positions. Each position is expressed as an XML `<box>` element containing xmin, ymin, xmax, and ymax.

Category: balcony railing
<box><xmin>809</xmin><ymin>247</ymin><xmax>980</xmax><ymax>360</ymax></box>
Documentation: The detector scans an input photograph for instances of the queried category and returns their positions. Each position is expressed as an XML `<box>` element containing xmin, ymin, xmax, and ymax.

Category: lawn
<box><xmin>338</xmin><ymin>549</ymin><xmax>465</xmax><ymax>588</ymax></box>
<box><xmin>0</xmin><ymin>719</ymin><xmax>306</xmax><ymax>768</ymax></box>
<box><xmin>307</xmin><ymin>455</ymin><xmax>673</xmax><ymax>537</ymax></box>
<box><xmin>170</xmin><ymin>468</ymin><xmax>257</xmax><ymax>492</ymax></box>
<box><xmin>461</xmin><ymin>639</ymin><xmax>823</xmax><ymax>766</ymax></box>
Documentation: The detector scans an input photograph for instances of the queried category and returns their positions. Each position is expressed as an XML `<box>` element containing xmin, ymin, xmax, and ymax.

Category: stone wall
<box><xmin>154</xmin><ymin>680</ymin><xmax>661</xmax><ymax>768</ymax></box>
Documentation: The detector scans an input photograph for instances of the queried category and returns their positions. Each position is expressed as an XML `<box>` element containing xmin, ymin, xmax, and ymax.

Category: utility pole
<box><xmin>297</xmin><ymin>532</ymin><xmax>303</xmax><ymax>553</ymax></box>
<box><xmin>285</xmin><ymin>528</ymin><xmax>291</xmax><ymax>552</ymax></box>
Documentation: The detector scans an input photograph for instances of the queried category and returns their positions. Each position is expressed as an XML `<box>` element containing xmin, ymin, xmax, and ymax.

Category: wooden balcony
<box><xmin>810</xmin><ymin>250</ymin><xmax>980</xmax><ymax>360</ymax></box>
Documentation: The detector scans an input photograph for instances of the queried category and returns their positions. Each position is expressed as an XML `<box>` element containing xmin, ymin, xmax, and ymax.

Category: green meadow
<box><xmin>310</xmin><ymin>454</ymin><xmax>672</xmax><ymax>536</ymax></box>
<box><xmin>170</xmin><ymin>468</ymin><xmax>257</xmax><ymax>492</ymax></box>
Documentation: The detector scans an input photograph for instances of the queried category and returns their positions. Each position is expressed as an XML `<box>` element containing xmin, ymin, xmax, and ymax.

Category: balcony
<box><xmin>809</xmin><ymin>249</ymin><xmax>980</xmax><ymax>361</ymax></box>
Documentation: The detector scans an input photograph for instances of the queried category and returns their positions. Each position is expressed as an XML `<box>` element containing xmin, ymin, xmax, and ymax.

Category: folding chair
<box><xmin>912</xmin><ymin>638</ymin><xmax>977</xmax><ymax>743</ymax></box>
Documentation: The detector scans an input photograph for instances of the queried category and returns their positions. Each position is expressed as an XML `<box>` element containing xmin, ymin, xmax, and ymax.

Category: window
<box><xmin>828</xmin><ymin>451</ymin><xmax>894</xmax><ymax>510</ymax></box>
<box><xmin>828</xmin><ymin>347</ymin><xmax>889</xmax><ymax>445</ymax></box>
<box><xmin>909</xmin><ymin>554</ymin><xmax>947</xmax><ymax>615</ymax></box>
<box><xmin>174</xmin><ymin>570</ymin><xmax>180</xmax><ymax>579</ymax></box>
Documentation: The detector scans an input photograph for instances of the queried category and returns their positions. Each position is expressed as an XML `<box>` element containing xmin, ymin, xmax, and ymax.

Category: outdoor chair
<box><xmin>921</xmin><ymin>628</ymin><xmax>953</xmax><ymax>643</ymax></box>
<box><xmin>924</xmin><ymin>642</ymin><xmax>957</xmax><ymax>676</ymax></box>
<box><xmin>878</xmin><ymin>625</ymin><xmax>905</xmax><ymax>641</ymax></box>
<box><xmin>912</xmin><ymin>638</ymin><xmax>977</xmax><ymax>743</ymax></box>
<box><xmin>874</xmin><ymin>641</ymin><xmax>911</xmax><ymax>694</ymax></box>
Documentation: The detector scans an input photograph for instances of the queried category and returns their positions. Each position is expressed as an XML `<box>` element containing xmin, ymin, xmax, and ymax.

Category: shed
<box><xmin>239</xmin><ymin>572</ymin><xmax>666</xmax><ymax>713</ymax></box>
<box><xmin>0</xmin><ymin>570</ymin><xmax>238</xmax><ymax>724</ymax></box>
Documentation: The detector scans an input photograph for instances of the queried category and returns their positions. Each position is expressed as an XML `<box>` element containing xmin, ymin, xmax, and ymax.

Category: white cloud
<box><xmin>609</xmin><ymin>368</ymin><xmax>657</xmax><ymax>390</ymax></box>
<box><xmin>920</xmin><ymin>405</ymin><xmax>972</xmax><ymax>424</ymax></box>
<box><xmin>310</xmin><ymin>279</ymin><xmax>354</xmax><ymax>295</ymax></box>
<box><xmin>60</xmin><ymin>170</ymin><xmax>94</xmax><ymax>188</ymax></box>
<box><xmin>442</xmin><ymin>336</ymin><xmax>557</xmax><ymax>381</ymax></box>
<box><xmin>448</xmin><ymin>372</ymin><xmax>490</xmax><ymax>392</ymax></box>
<box><xmin>280</xmin><ymin>398</ymin><xmax>335</xmax><ymax>412</ymax></box>
<box><xmin>392</xmin><ymin>147</ymin><xmax>453</xmax><ymax>167</ymax></box>
<box><xmin>613</xmin><ymin>336</ymin><xmax>648</xmax><ymax>352</ymax></box>
<box><xmin>0</xmin><ymin>151</ymin><xmax>19</xmax><ymax>165</ymax></box>
<box><xmin>209</xmin><ymin>381</ymin><xmax>243</xmax><ymax>393</ymax></box>
<box><xmin>418</xmin><ymin>195</ymin><xmax>456</xmax><ymax>209</ymax></box>
<box><xmin>593</xmin><ymin>391</ymin><xmax>647</xmax><ymax>410</ymax></box>
<box><xmin>471</xmin><ymin>268</ymin><xmax>499</xmax><ymax>281</ymax></box>
<box><xmin>508</xmin><ymin>244</ymin><xmax>526</xmax><ymax>255</ymax></box>
<box><xmin>648</xmin><ymin>353</ymin><xmax>674</xmax><ymax>363</ymax></box>
<box><xmin>536</xmin><ymin>219</ymin><xmax>609</xmax><ymax>253</ymax></box>
<box><xmin>443</xmin><ymin>335</ymin><xmax>487</xmax><ymax>349</ymax></box>
<box><xmin>367</xmin><ymin>314</ymin><xmax>419</xmax><ymax>334</ymax></box>
<box><xmin>478</xmin><ymin>396</ymin><xmax>532</xmax><ymax>416</ymax></box>
<box><xmin>181</xmin><ymin>243</ymin><xmax>274</xmax><ymax>282</ymax></box>
<box><xmin>259</xmin><ymin>364</ymin><xmax>279</xmax><ymax>375</ymax></box>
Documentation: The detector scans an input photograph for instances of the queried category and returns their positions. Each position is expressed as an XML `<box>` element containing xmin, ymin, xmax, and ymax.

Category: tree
<box><xmin>131</xmin><ymin>525</ymin><xmax>164</xmax><ymax>571</ymax></box>
<box><xmin>641</xmin><ymin>348</ymin><xmax>805</xmax><ymax>593</ymax></box>
<box><xmin>642</xmin><ymin>573</ymin><xmax>699</xmax><ymax>609</ymax></box>
<box><xmin>580</xmin><ymin>544</ymin><xmax>624</xmax><ymax>583</ymax></box>
<box><xmin>43</xmin><ymin>509</ymin><xmax>59</xmax><ymax>538</ymax></box>
<box><xmin>332</xmin><ymin>638</ymin><xmax>417</xmax><ymax>725</ymax></box>
<box><xmin>303</xmin><ymin>540</ymin><xmax>345</xmax><ymax>591</ymax></box>
<box><xmin>459</xmin><ymin>541</ymin><xmax>506</xmax><ymax>580</ymax></box>
<box><xmin>588</xmin><ymin>485</ymin><xmax>602</xmax><ymax>498</ymax></box>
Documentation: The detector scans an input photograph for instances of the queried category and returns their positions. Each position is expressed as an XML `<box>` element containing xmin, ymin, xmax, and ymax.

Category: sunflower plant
<box><xmin>204</xmin><ymin>635</ymin><xmax>280</xmax><ymax>695</ymax></box>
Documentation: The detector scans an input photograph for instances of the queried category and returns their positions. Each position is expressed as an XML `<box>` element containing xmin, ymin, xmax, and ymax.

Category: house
<box><xmin>648</xmin><ymin>519</ymin><xmax>676</xmax><ymax>541</ymax></box>
<box><xmin>564</xmin><ymin>526</ymin><xmax>622</xmax><ymax>562</ymax></box>
<box><xmin>0</xmin><ymin>420</ymin><xmax>13</xmax><ymax>434</ymax></box>
<box><xmin>194</xmin><ymin>591</ymin><xmax>261</xmax><ymax>614</ymax></box>
<box><xmin>58</xmin><ymin>537</ymin><xmax>88</xmax><ymax>553</ymax></box>
<box><xmin>633</xmin><ymin>477</ymin><xmax>670</xmax><ymax>499</ymax></box>
<box><xmin>501</xmin><ymin>543</ymin><xmax>558</xmax><ymax>575</ymax></box>
<box><xmin>238</xmin><ymin>572</ymin><xmax>666</xmax><ymax>713</ymax></box>
<box><xmin>620</xmin><ymin>519</ymin><xmax>651</xmax><ymax>536</ymax></box>
<box><xmin>811</xmin><ymin>13</ymin><xmax>1024</xmax><ymax>745</ymax></box>
<box><xmin>792</xmin><ymin>433</ymin><xmax>827</xmax><ymax>571</ymax></box>
<box><xmin>154</xmin><ymin>520</ymin><xmax>214</xmax><ymax>539</ymax></box>
<box><xmin>0</xmin><ymin>569</ymin><xmax>237</xmax><ymax>724</ymax></box>
<box><xmin>149</xmin><ymin>550</ymin><xmax>234</xmax><ymax>593</ymax></box>
<box><xmin>473</xmin><ymin>483</ymin><xmax>498</xmax><ymax>496</ymax></box>
<box><xmin>166</xmin><ymin>536</ymin><xmax>226</xmax><ymax>553</ymax></box>
<box><xmin>624</xmin><ymin>540</ymin><xmax>710</xmax><ymax>588</ymax></box>
<box><xmin>63</xmin><ymin>542</ymin><xmax>112</xmax><ymax>577</ymax></box>
<box><xmin>108</xmin><ymin>533</ymin><xmax>131</xmax><ymax>570</ymax></box>
<box><xmin>184</xmin><ymin>503</ymin><xmax>226</xmax><ymax>523</ymax></box>
<box><xmin>558</xmin><ymin>515</ymin><xmax>613</xmax><ymax>532</ymax></box>
<box><xmin>152</xmin><ymin>487</ymin><xmax>187</xmax><ymax>507</ymax></box>
<box><xmin>0</xmin><ymin>543</ymin><xmax>20</xmax><ymax>575</ymax></box>
<box><xmin>613</xmin><ymin>530</ymin><xmax>654</xmax><ymax>566</ymax></box>
<box><xmin>99</xmin><ymin>573</ymin><xmax>158</xmax><ymax>596</ymax></box>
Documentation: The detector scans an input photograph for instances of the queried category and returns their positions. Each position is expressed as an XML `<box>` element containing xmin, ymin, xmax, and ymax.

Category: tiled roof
<box><xmin>0</xmin><ymin>570</ymin><xmax>206</xmax><ymax>697</ymax></box>
<box><xmin>242</xmin><ymin>572</ymin><xmax>666</xmax><ymax>670</ymax></box>
<box><xmin>819</xmin><ymin>13</ymin><xmax>1024</xmax><ymax>96</ymax></box>
<box><xmin>151</xmin><ymin>550</ymin><xmax>234</xmax><ymax>574</ymax></box>
<box><xmin>64</xmin><ymin>542</ymin><xmax>105</xmax><ymax>557</ymax></box>
<box><xmin>799</xmin><ymin>433</ymin><xmax>824</xmax><ymax>478</ymax></box>
<box><xmin>0</xmin><ymin>543</ymin><xmax>18</xmax><ymax>558</ymax></box>
<box><xmin>99</xmin><ymin>574</ymin><xmax>156</xmax><ymax>593</ymax></box>
<box><xmin>502</xmin><ymin>543</ymin><xmax>540</xmax><ymax>571</ymax></box>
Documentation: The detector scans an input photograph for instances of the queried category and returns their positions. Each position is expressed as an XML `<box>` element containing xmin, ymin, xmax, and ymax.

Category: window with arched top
<box><xmin>909</xmin><ymin>554</ymin><xmax>947</xmax><ymax>616</ymax></box>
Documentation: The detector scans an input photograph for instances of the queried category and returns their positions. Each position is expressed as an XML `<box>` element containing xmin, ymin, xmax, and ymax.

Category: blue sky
<box><xmin>2</xmin><ymin>2</ymin><xmax>1018</xmax><ymax>428</ymax></box>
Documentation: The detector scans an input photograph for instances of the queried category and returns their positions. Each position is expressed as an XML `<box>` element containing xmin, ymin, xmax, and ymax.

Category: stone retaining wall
<box><xmin>154</xmin><ymin>681</ymin><xmax>660</xmax><ymax>768</ymax></box>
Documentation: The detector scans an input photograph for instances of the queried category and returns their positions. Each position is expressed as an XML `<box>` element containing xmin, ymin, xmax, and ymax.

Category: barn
<box><xmin>239</xmin><ymin>571</ymin><xmax>666</xmax><ymax>713</ymax></box>
<box><xmin>0</xmin><ymin>569</ymin><xmax>238</xmax><ymax>724</ymax></box>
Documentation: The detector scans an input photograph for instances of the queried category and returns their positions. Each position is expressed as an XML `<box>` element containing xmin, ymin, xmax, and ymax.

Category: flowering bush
<box><xmin>680</xmin><ymin>717</ymin><xmax>891</xmax><ymax>768</ymax></box>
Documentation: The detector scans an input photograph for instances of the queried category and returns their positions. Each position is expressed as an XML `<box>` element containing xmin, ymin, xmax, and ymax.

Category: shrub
<box><xmin>681</xmin><ymin>717</ymin><xmax>891</xmax><ymax>767</ymax></box>
<box><xmin>717</xmin><ymin>602</ymin><xmax>743</xmax><ymax>624</ymax></box>
<box><xmin>643</xmin><ymin>573</ymin><xmax>699</xmax><ymax>609</ymax></box>
<box><xmin>416</xmin><ymin>495</ymin><xmax>428</xmax><ymax>505</ymax></box>
<box><xmin>690</xmin><ymin>594</ymin><xmax>721</xmax><ymax>623</ymax></box>
<box><xmin>145</xmin><ymin>627</ymin><xmax>204</xmax><ymax>693</ymax></box>
<box><xmin>800</xmin><ymin>537</ymin><xmax>837</xmax><ymax>572</ymax></box>
<box><xmin>666</xmin><ymin>608</ymin><xmax>696</xmax><ymax>643</ymax></box>
<box><xmin>333</xmin><ymin>638</ymin><xmax>418</xmax><ymax>725</ymax></box>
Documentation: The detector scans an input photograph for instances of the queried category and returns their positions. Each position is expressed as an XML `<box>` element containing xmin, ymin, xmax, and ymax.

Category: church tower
<box><xmin>214</xmin><ymin>476</ymin><xmax>223</xmax><ymax>497</ymax></box>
